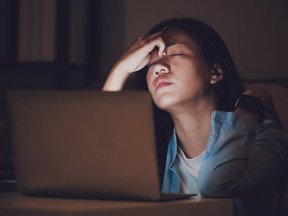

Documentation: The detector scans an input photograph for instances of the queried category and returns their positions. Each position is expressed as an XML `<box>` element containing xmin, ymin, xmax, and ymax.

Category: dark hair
<box><xmin>135</xmin><ymin>17</ymin><xmax>245</xmax><ymax>111</ymax></box>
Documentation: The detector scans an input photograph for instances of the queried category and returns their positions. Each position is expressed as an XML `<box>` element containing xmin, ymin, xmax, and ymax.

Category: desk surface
<box><xmin>0</xmin><ymin>193</ymin><xmax>232</xmax><ymax>216</ymax></box>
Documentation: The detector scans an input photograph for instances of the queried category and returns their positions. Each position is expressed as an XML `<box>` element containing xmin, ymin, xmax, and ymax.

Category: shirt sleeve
<box><xmin>198</xmin><ymin>111</ymin><xmax>288</xmax><ymax>198</ymax></box>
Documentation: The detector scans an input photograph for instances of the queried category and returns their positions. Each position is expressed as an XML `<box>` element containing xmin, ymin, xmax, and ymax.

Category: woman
<box><xmin>102</xmin><ymin>17</ymin><xmax>288</xmax><ymax>216</ymax></box>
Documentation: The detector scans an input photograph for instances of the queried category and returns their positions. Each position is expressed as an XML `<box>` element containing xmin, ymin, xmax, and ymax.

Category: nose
<box><xmin>154</xmin><ymin>63</ymin><xmax>169</xmax><ymax>76</ymax></box>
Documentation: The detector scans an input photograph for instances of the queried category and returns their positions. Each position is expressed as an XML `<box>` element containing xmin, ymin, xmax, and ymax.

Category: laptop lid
<box><xmin>7</xmin><ymin>90</ymin><xmax>165</xmax><ymax>200</ymax></box>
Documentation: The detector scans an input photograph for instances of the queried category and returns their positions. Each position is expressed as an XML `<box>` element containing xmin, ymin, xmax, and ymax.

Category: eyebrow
<box><xmin>165</xmin><ymin>41</ymin><xmax>187</xmax><ymax>49</ymax></box>
<box><xmin>166</xmin><ymin>41</ymin><xmax>177</xmax><ymax>47</ymax></box>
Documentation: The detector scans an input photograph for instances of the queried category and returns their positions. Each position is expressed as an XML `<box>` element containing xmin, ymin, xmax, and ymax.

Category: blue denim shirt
<box><xmin>162</xmin><ymin>111</ymin><xmax>288</xmax><ymax>216</ymax></box>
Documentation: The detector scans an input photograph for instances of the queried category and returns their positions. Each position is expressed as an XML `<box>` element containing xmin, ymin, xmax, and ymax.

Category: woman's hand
<box><xmin>102</xmin><ymin>32</ymin><xmax>166</xmax><ymax>91</ymax></box>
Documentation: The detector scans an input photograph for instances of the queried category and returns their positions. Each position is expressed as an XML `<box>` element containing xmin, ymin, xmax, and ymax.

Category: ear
<box><xmin>210</xmin><ymin>63</ymin><xmax>224</xmax><ymax>84</ymax></box>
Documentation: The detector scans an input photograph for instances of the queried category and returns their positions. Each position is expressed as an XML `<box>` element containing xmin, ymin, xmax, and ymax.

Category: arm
<box><xmin>198</xmin><ymin>111</ymin><xmax>288</xmax><ymax>198</ymax></box>
<box><xmin>102</xmin><ymin>33</ymin><xmax>166</xmax><ymax>91</ymax></box>
<box><xmin>198</xmin><ymin>89</ymin><xmax>288</xmax><ymax>198</ymax></box>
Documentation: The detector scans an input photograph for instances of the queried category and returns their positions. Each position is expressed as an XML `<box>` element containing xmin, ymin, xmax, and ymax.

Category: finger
<box><xmin>158</xmin><ymin>42</ymin><xmax>166</xmax><ymax>56</ymax></box>
<box><xmin>145</xmin><ymin>32</ymin><xmax>166</xmax><ymax>55</ymax></box>
<box><xmin>149</xmin><ymin>33</ymin><xmax>166</xmax><ymax>56</ymax></box>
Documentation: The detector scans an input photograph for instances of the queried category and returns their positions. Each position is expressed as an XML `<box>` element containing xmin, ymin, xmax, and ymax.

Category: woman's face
<box><xmin>146</xmin><ymin>28</ymin><xmax>215</xmax><ymax>112</ymax></box>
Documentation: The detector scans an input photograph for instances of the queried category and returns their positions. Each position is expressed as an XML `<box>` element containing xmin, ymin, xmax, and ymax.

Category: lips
<box><xmin>154</xmin><ymin>76</ymin><xmax>172</xmax><ymax>91</ymax></box>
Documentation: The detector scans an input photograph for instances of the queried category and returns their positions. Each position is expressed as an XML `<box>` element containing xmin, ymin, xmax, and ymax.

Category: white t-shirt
<box><xmin>176</xmin><ymin>146</ymin><xmax>206</xmax><ymax>194</ymax></box>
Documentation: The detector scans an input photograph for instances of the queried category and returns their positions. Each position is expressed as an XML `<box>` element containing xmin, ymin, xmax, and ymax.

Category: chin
<box><xmin>153</xmin><ymin>94</ymin><xmax>176</xmax><ymax>111</ymax></box>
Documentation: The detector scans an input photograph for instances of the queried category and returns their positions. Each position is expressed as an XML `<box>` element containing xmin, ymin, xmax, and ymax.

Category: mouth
<box><xmin>154</xmin><ymin>76</ymin><xmax>173</xmax><ymax>91</ymax></box>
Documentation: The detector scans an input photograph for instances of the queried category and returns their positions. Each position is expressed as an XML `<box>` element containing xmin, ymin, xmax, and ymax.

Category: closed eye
<box><xmin>166</xmin><ymin>49</ymin><xmax>183</xmax><ymax>56</ymax></box>
<box><xmin>168</xmin><ymin>53</ymin><xmax>184</xmax><ymax>57</ymax></box>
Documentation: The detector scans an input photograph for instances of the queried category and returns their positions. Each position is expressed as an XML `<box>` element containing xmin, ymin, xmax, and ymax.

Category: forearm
<box><xmin>198</xmin><ymin>111</ymin><xmax>288</xmax><ymax>198</ymax></box>
<box><xmin>102</xmin><ymin>63</ymin><xmax>130</xmax><ymax>91</ymax></box>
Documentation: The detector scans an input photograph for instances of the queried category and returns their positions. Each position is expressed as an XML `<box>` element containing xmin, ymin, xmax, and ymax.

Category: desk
<box><xmin>0</xmin><ymin>193</ymin><xmax>232</xmax><ymax>216</ymax></box>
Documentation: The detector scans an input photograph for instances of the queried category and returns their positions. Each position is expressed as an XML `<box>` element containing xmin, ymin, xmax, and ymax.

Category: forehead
<box><xmin>162</xmin><ymin>28</ymin><xmax>200</xmax><ymax>51</ymax></box>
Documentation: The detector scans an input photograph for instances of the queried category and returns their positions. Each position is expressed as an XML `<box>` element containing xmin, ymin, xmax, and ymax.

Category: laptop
<box><xmin>6</xmin><ymin>90</ymin><xmax>195</xmax><ymax>201</ymax></box>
